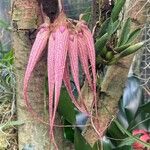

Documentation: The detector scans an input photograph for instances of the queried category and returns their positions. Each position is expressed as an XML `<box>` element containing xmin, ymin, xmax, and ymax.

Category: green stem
<box><xmin>0</xmin><ymin>120</ymin><xmax>24</xmax><ymax>130</ymax></box>
<box><xmin>114</xmin><ymin>120</ymin><xmax>150</xmax><ymax>149</ymax></box>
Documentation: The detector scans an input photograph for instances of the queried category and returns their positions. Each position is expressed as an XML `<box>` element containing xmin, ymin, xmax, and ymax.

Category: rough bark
<box><xmin>12</xmin><ymin>0</ymin><xmax>74</xmax><ymax>149</ymax></box>
<box><xmin>83</xmin><ymin>56</ymin><xmax>134</xmax><ymax>145</ymax></box>
<box><xmin>83</xmin><ymin>0</ymin><xmax>147</xmax><ymax>145</ymax></box>
<box><xmin>12</xmin><ymin>0</ymin><xmax>50</xmax><ymax>149</ymax></box>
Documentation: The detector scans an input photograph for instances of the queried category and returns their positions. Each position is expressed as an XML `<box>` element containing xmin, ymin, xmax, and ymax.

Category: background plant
<box><xmin>0</xmin><ymin>18</ymin><xmax>21</xmax><ymax>149</ymax></box>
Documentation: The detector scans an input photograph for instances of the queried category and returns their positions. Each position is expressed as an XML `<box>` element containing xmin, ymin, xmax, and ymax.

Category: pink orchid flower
<box><xmin>23</xmin><ymin>12</ymin><xmax>97</xmax><ymax>149</ymax></box>
<box><xmin>132</xmin><ymin>129</ymin><xmax>150</xmax><ymax>150</ymax></box>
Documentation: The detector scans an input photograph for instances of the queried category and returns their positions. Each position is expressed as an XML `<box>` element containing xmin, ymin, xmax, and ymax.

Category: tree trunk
<box><xmin>12</xmin><ymin>0</ymin><xmax>74</xmax><ymax>149</ymax></box>
<box><xmin>12</xmin><ymin>0</ymin><xmax>50</xmax><ymax>149</ymax></box>
<box><xmin>83</xmin><ymin>0</ymin><xmax>147</xmax><ymax>145</ymax></box>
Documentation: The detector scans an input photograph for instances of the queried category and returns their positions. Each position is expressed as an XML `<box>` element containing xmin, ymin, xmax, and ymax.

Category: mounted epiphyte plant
<box><xmin>23</xmin><ymin>0</ymin><xmax>97</xmax><ymax>149</ymax></box>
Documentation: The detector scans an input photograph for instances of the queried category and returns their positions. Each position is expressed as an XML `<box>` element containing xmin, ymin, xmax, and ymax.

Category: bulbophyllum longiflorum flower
<box><xmin>132</xmin><ymin>129</ymin><xmax>150</xmax><ymax>150</ymax></box>
<box><xmin>23</xmin><ymin>12</ymin><xmax>97</xmax><ymax>149</ymax></box>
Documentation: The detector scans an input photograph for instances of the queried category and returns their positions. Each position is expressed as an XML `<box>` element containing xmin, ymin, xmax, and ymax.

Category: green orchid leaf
<box><xmin>102</xmin><ymin>137</ymin><xmax>112</xmax><ymax>150</ymax></box>
<box><xmin>126</xmin><ymin>28</ymin><xmax>141</xmax><ymax>44</ymax></box>
<box><xmin>58</xmin><ymin>88</ymin><xmax>76</xmax><ymax>124</ymax></box>
<box><xmin>111</xmin><ymin>0</ymin><xmax>126</xmax><ymax>22</ymax></box>
<box><xmin>108</xmin><ymin>19</ymin><xmax>120</xmax><ymax>36</ymax></box>
<box><xmin>111</xmin><ymin>19</ymin><xmax>120</xmax><ymax>35</ymax></box>
<box><xmin>95</xmin><ymin>33</ymin><xmax>108</xmax><ymax>54</ymax></box>
<box><xmin>117</xmin><ymin>42</ymin><xmax>144</xmax><ymax>58</ymax></box>
<box><xmin>118</xmin><ymin>18</ymin><xmax>131</xmax><ymax>46</ymax></box>
<box><xmin>99</xmin><ymin>18</ymin><xmax>110</xmax><ymax>37</ymax></box>
<box><xmin>114</xmin><ymin>145</ymin><xmax>133</xmax><ymax>150</ymax></box>
<box><xmin>74</xmin><ymin>128</ymin><xmax>92</xmax><ymax>150</ymax></box>
<box><xmin>92</xmin><ymin>141</ymin><xmax>101</xmax><ymax>150</ymax></box>
<box><xmin>114</xmin><ymin>44</ymin><xmax>131</xmax><ymax>53</ymax></box>
<box><xmin>63</xmin><ymin>120</ymin><xmax>74</xmax><ymax>143</ymax></box>
<box><xmin>117</xmin><ymin>137</ymin><xmax>135</xmax><ymax>148</ymax></box>
<box><xmin>139</xmin><ymin>102</ymin><xmax>150</xmax><ymax>113</ymax></box>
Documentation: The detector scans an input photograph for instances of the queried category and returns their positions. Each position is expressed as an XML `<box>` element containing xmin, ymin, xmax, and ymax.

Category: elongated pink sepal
<box><xmin>68</xmin><ymin>34</ymin><xmax>89</xmax><ymax>113</ymax></box>
<box><xmin>49</xmin><ymin>26</ymin><xmax>69</xmax><ymax>145</ymax></box>
<box><xmin>81</xmin><ymin>25</ymin><xmax>96</xmax><ymax>88</ymax></box>
<box><xmin>78</xmin><ymin>34</ymin><xmax>93</xmax><ymax>91</ymax></box>
<box><xmin>63</xmin><ymin>63</ymin><xmax>88</xmax><ymax>113</ymax></box>
<box><xmin>47</xmin><ymin>32</ymin><xmax>55</xmax><ymax>139</ymax></box>
<box><xmin>68</xmin><ymin>34</ymin><xmax>81</xmax><ymax>95</ymax></box>
<box><xmin>23</xmin><ymin>25</ymin><xmax>50</xmax><ymax>120</ymax></box>
<box><xmin>80</xmin><ymin>23</ymin><xmax>97</xmax><ymax>114</ymax></box>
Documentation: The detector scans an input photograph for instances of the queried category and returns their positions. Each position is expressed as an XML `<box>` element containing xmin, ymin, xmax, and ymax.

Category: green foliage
<box><xmin>0</xmin><ymin>50</ymin><xmax>14</xmax><ymax>66</ymax></box>
<box><xmin>138</xmin><ymin>101</ymin><xmax>150</xmax><ymax>113</ymax></box>
<box><xmin>95</xmin><ymin>33</ymin><xmax>109</xmax><ymax>55</ymax></box>
<box><xmin>92</xmin><ymin>141</ymin><xmax>101</xmax><ymax>150</ymax></box>
<box><xmin>81</xmin><ymin>7</ymin><xmax>92</xmax><ymax>24</ymax></box>
<box><xmin>58</xmin><ymin>73</ymin><xmax>150</xmax><ymax>150</ymax></box>
<box><xmin>105</xmin><ymin>77</ymin><xmax>150</xmax><ymax>149</ymax></box>
<box><xmin>0</xmin><ymin>120</ymin><xmax>24</xmax><ymax>131</ymax></box>
<box><xmin>102</xmin><ymin>137</ymin><xmax>112</xmax><ymax>150</ymax></box>
<box><xmin>117</xmin><ymin>42</ymin><xmax>144</xmax><ymax>58</ymax></box>
<box><xmin>111</xmin><ymin>0</ymin><xmax>126</xmax><ymax>22</ymax></box>
<box><xmin>74</xmin><ymin>129</ymin><xmax>92</xmax><ymax>150</ymax></box>
<box><xmin>95</xmin><ymin>0</ymin><xmax>143</xmax><ymax>65</ymax></box>
<box><xmin>58</xmin><ymin>87</ymin><xmax>76</xmax><ymax>124</ymax></box>
<box><xmin>117</xmin><ymin>18</ymin><xmax>131</xmax><ymax>46</ymax></box>
<box><xmin>108</xmin><ymin>19</ymin><xmax>120</xmax><ymax>37</ymax></box>
<box><xmin>109</xmin><ymin>42</ymin><xmax>144</xmax><ymax>65</ymax></box>
<box><xmin>0</xmin><ymin>50</ymin><xmax>15</xmax><ymax>87</ymax></box>
<box><xmin>0</xmin><ymin>18</ymin><xmax>18</xmax><ymax>149</ymax></box>
<box><xmin>117</xmin><ymin>137</ymin><xmax>135</xmax><ymax>148</ymax></box>
<box><xmin>0</xmin><ymin>18</ymin><xmax>10</xmax><ymax>30</ymax></box>
<box><xmin>95</xmin><ymin>17</ymin><xmax>142</xmax><ymax>65</ymax></box>
<box><xmin>126</xmin><ymin>28</ymin><xmax>141</xmax><ymax>44</ymax></box>
<box><xmin>99</xmin><ymin>18</ymin><xmax>111</xmax><ymax>37</ymax></box>
<box><xmin>63</xmin><ymin>120</ymin><xmax>75</xmax><ymax>142</ymax></box>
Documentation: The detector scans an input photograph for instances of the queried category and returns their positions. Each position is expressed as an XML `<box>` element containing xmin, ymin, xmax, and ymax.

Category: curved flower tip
<box><xmin>132</xmin><ymin>129</ymin><xmax>150</xmax><ymax>150</ymax></box>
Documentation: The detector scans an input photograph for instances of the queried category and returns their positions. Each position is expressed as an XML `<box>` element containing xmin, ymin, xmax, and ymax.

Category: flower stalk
<box><xmin>58</xmin><ymin>0</ymin><xmax>63</xmax><ymax>13</ymax></box>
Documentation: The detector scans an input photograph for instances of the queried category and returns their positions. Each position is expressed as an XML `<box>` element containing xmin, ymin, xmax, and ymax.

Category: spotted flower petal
<box><xmin>78</xmin><ymin>33</ymin><xmax>93</xmax><ymax>90</ymax></box>
<box><xmin>50</xmin><ymin>26</ymin><xmax>69</xmax><ymax>138</ymax></box>
<box><xmin>23</xmin><ymin>12</ymin><xmax>97</xmax><ymax>149</ymax></box>
<box><xmin>47</xmin><ymin>33</ymin><xmax>55</xmax><ymax>139</ymax></box>
<box><xmin>68</xmin><ymin>34</ymin><xmax>81</xmax><ymax>95</ymax></box>
<box><xmin>23</xmin><ymin>24</ymin><xmax>50</xmax><ymax>118</ymax></box>
<box><xmin>132</xmin><ymin>129</ymin><xmax>150</xmax><ymax>149</ymax></box>
<box><xmin>81</xmin><ymin>23</ymin><xmax>97</xmax><ymax>112</ymax></box>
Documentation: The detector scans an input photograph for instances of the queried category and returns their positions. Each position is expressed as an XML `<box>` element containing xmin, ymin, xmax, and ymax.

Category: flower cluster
<box><xmin>132</xmin><ymin>129</ymin><xmax>150</xmax><ymax>150</ymax></box>
<box><xmin>23</xmin><ymin>12</ymin><xmax>96</xmax><ymax>148</ymax></box>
